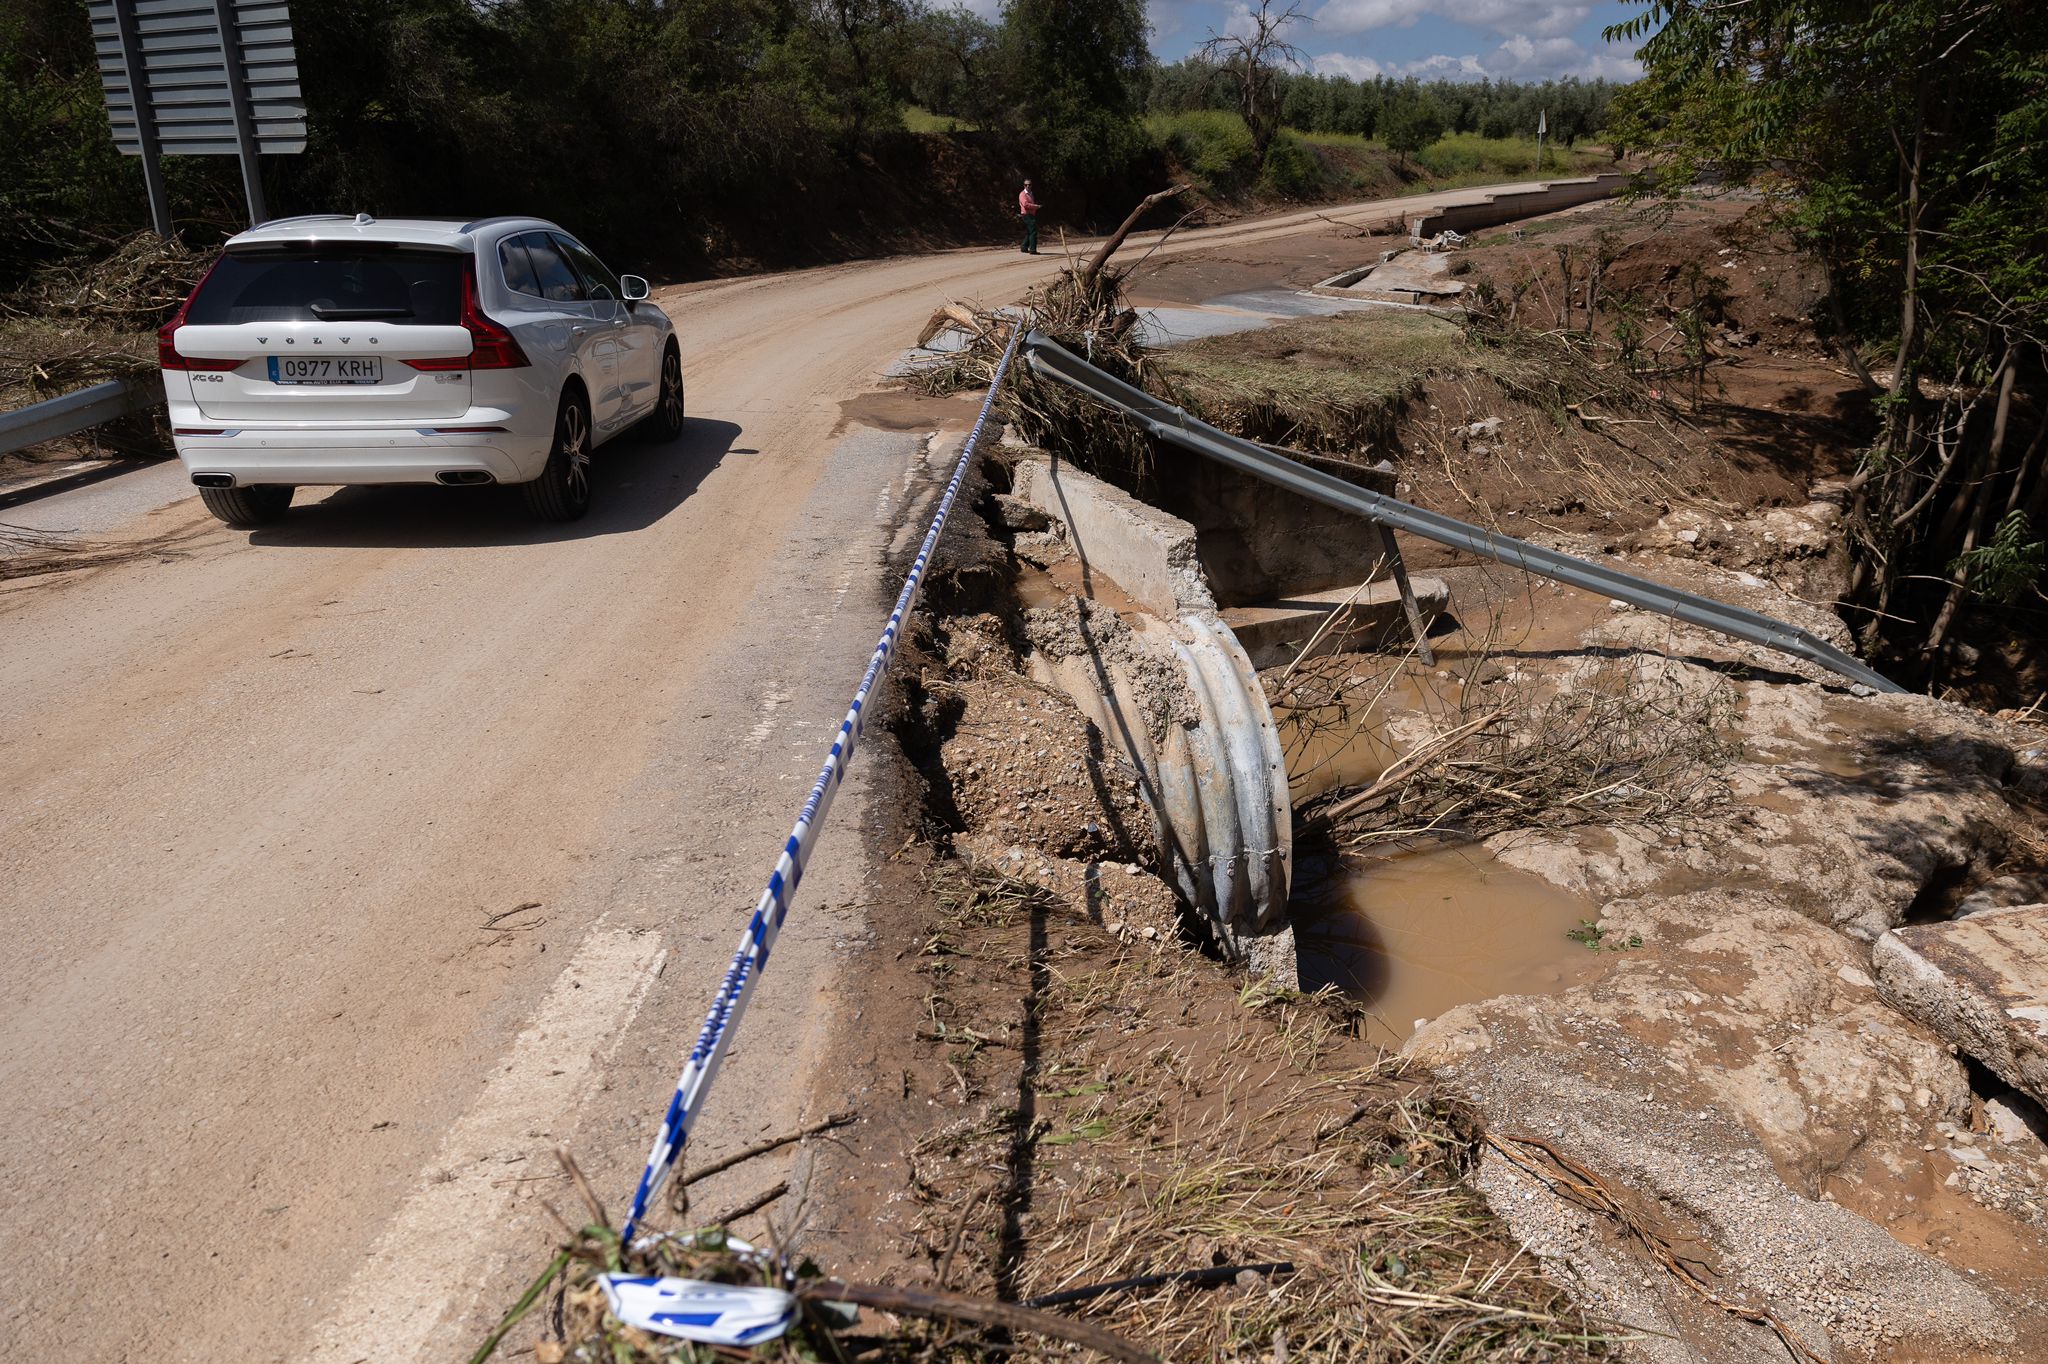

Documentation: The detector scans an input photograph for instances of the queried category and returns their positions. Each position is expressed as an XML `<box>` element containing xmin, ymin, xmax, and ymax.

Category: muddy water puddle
<box><xmin>1291</xmin><ymin>843</ymin><xmax>1607</xmax><ymax>1049</ymax></box>
<box><xmin>1012</xmin><ymin>557</ymin><xmax>1147</xmax><ymax>618</ymax></box>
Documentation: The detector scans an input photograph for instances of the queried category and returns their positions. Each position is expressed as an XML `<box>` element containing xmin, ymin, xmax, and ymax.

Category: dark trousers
<box><xmin>1020</xmin><ymin>214</ymin><xmax>1039</xmax><ymax>253</ymax></box>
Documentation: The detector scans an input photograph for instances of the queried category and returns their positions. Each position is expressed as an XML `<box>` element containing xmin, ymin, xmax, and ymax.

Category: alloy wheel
<box><xmin>661</xmin><ymin>351</ymin><xmax>684</xmax><ymax>432</ymax></box>
<box><xmin>562</xmin><ymin>400</ymin><xmax>590</xmax><ymax>502</ymax></box>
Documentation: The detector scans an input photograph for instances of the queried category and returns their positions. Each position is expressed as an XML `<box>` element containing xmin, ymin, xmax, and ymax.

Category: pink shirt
<box><xmin>1019</xmin><ymin>189</ymin><xmax>1040</xmax><ymax>215</ymax></box>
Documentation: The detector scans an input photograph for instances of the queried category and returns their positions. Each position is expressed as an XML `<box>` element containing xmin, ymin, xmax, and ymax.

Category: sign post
<box><xmin>91</xmin><ymin>0</ymin><xmax>306</xmax><ymax>232</ymax></box>
<box><xmin>105</xmin><ymin>0</ymin><xmax>172</xmax><ymax>236</ymax></box>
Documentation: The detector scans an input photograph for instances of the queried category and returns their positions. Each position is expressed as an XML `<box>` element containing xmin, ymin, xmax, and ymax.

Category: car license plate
<box><xmin>268</xmin><ymin>356</ymin><xmax>382</xmax><ymax>385</ymax></box>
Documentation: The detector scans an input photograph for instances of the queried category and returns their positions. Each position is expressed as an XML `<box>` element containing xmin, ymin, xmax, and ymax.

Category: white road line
<box><xmin>305</xmin><ymin>924</ymin><xmax>666</xmax><ymax>1361</ymax></box>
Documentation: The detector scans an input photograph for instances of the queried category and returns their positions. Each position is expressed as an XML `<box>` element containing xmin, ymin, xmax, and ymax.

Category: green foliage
<box><xmin>0</xmin><ymin>4</ymin><xmax>150</xmax><ymax>278</ymax></box>
<box><xmin>1146</xmin><ymin>110</ymin><xmax>1260</xmax><ymax>196</ymax></box>
<box><xmin>1258</xmin><ymin>129</ymin><xmax>1325</xmax><ymax>199</ymax></box>
<box><xmin>1614</xmin><ymin>0</ymin><xmax>2048</xmax><ymax>680</ymax></box>
<box><xmin>1954</xmin><ymin>512</ymin><xmax>2048</xmax><ymax>605</ymax></box>
<box><xmin>1148</xmin><ymin>60</ymin><xmax>1621</xmax><ymax>148</ymax></box>
<box><xmin>1567</xmin><ymin>920</ymin><xmax>1642</xmax><ymax>951</ymax></box>
<box><xmin>1009</xmin><ymin>0</ymin><xmax>1150</xmax><ymax>182</ymax></box>
<box><xmin>1379</xmin><ymin>87</ymin><xmax>1448</xmax><ymax>162</ymax></box>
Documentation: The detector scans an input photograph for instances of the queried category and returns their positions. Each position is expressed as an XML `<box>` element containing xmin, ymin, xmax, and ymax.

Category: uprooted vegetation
<box><xmin>0</xmin><ymin>230</ymin><xmax>203</xmax><ymax>463</ymax></box>
<box><xmin>1277</xmin><ymin>645</ymin><xmax>1744</xmax><ymax>846</ymax></box>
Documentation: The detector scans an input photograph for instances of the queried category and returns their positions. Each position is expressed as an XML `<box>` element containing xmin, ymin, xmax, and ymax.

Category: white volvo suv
<box><xmin>159</xmin><ymin>213</ymin><xmax>685</xmax><ymax>526</ymax></box>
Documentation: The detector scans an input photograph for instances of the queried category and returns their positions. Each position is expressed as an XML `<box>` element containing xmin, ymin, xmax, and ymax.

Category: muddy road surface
<box><xmin>0</xmin><ymin>182</ymin><xmax>1566</xmax><ymax>1360</ymax></box>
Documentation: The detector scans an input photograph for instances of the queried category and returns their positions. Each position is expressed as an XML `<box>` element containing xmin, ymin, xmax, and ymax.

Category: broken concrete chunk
<box><xmin>1011</xmin><ymin>456</ymin><xmax>1216</xmax><ymax>618</ymax></box>
<box><xmin>1219</xmin><ymin>577</ymin><xmax>1448</xmax><ymax>670</ymax></box>
<box><xmin>990</xmin><ymin>492</ymin><xmax>1051</xmax><ymax>532</ymax></box>
<box><xmin>1874</xmin><ymin>904</ymin><xmax>2048</xmax><ymax>1107</ymax></box>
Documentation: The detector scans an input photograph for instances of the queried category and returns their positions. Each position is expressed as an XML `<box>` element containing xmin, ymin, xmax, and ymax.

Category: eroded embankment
<box><xmin>841</xmin><ymin>454</ymin><xmax>1615</xmax><ymax>1361</ymax></box>
<box><xmin>902</xmin><ymin>447</ymin><xmax>2048</xmax><ymax>1361</ymax></box>
<box><xmin>822</xmin><ymin>197</ymin><xmax>2048</xmax><ymax>1363</ymax></box>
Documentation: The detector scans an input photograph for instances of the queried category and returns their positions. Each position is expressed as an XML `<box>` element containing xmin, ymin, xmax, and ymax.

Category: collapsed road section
<box><xmin>1018</xmin><ymin>330</ymin><xmax>1903</xmax><ymax>696</ymax></box>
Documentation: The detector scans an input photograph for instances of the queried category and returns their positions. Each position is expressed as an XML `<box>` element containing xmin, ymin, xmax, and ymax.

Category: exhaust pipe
<box><xmin>191</xmin><ymin>473</ymin><xmax>235</xmax><ymax>488</ymax></box>
<box><xmin>436</xmin><ymin>470</ymin><xmax>495</xmax><ymax>486</ymax></box>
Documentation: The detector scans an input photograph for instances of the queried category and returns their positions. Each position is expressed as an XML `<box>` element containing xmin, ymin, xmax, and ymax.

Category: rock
<box><xmin>1490</xmin><ymin>683</ymin><xmax>2024</xmax><ymax>941</ymax></box>
<box><xmin>1986</xmin><ymin>1093</ymin><xmax>2048</xmax><ymax>1149</ymax></box>
<box><xmin>991</xmin><ymin>492</ymin><xmax>1051</xmax><ymax>532</ymax></box>
<box><xmin>1405</xmin><ymin>892</ymin><xmax>2007</xmax><ymax>1363</ymax></box>
<box><xmin>1956</xmin><ymin>874</ymin><xmax>2048</xmax><ymax>918</ymax></box>
<box><xmin>1873</xmin><ymin>904</ymin><xmax>2048</xmax><ymax>1108</ymax></box>
<box><xmin>955</xmin><ymin>832</ymin><xmax>1180</xmax><ymax>943</ymax></box>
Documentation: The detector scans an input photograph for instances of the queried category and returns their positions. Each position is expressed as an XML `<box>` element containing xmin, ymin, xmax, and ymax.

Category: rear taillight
<box><xmin>408</xmin><ymin>265</ymin><xmax>529</xmax><ymax>372</ymax></box>
<box><xmin>158</xmin><ymin>257</ymin><xmax>239</xmax><ymax>371</ymax></box>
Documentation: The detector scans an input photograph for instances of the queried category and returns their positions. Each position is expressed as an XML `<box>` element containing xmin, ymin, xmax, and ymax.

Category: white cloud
<box><xmin>1404</xmin><ymin>51</ymin><xmax>1490</xmax><ymax>77</ymax></box>
<box><xmin>1313</xmin><ymin>31</ymin><xmax>1638</xmax><ymax>82</ymax></box>
<box><xmin>1484</xmin><ymin>31</ymin><xmax>1641</xmax><ymax>78</ymax></box>
<box><xmin>1311</xmin><ymin>51</ymin><xmax>1387</xmax><ymax>79</ymax></box>
<box><xmin>1313</xmin><ymin>0</ymin><xmax>1592</xmax><ymax>39</ymax></box>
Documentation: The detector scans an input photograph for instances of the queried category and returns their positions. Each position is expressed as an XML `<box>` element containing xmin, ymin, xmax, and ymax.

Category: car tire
<box><xmin>199</xmin><ymin>484</ymin><xmax>293</xmax><ymax>527</ymax></box>
<box><xmin>641</xmin><ymin>343</ymin><xmax>685</xmax><ymax>443</ymax></box>
<box><xmin>522</xmin><ymin>390</ymin><xmax>593</xmax><ymax>522</ymax></box>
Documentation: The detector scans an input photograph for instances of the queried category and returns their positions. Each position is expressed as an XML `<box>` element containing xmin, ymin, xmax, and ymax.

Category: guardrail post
<box><xmin>110</xmin><ymin>0</ymin><xmax>173</xmax><ymax>237</ymax></box>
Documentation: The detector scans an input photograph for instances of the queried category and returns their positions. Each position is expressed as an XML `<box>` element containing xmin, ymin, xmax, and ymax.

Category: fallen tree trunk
<box><xmin>1079</xmin><ymin>185</ymin><xmax>1190</xmax><ymax>286</ymax></box>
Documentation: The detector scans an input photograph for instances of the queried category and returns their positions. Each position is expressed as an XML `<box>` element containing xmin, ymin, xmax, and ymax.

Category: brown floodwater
<box><xmin>1291</xmin><ymin>843</ymin><xmax>1608</xmax><ymax>1049</ymax></box>
<box><xmin>1012</xmin><ymin>557</ymin><xmax>1148</xmax><ymax>618</ymax></box>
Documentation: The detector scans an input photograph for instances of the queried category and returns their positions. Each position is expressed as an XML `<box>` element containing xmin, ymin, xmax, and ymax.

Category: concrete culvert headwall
<box><xmin>1009</xmin><ymin>451</ymin><xmax>1442</xmax><ymax>976</ymax></box>
<box><xmin>1405</xmin><ymin>173</ymin><xmax>1631</xmax><ymax>239</ymax></box>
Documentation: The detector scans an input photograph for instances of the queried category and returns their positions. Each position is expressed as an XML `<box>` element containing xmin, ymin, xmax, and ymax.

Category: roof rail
<box><xmin>458</xmin><ymin>214</ymin><xmax>541</xmax><ymax>233</ymax></box>
<box><xmin>251</xmin><ymin>213</ymin><xmax>355</xmax><ymax>229</ymax></box>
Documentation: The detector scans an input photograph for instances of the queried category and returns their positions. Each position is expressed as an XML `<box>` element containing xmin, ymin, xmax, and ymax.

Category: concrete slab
<box><xmin>1873</xmin><ymin>904</ymin><xmax>2048</xmax><ymax>1107</ymax></box>
<box><xmin>1012</xmin><ymin>455</ymin><xmax>1216</xmax><ymax>618</ymax></box>
<box><xmin>1314</xmin><ymin>250</ymin><xmax>1466</xmax><ymax>306</ymax></box>
<box><xmin>1221</xmin><ymin>576</ymin><xmax>1449</xmax><ymax>669</ymax></box>
<box><xmin>889</xmin><ymin>291</ymin><xmax>1410</xmax><ymax>374</ymax></box>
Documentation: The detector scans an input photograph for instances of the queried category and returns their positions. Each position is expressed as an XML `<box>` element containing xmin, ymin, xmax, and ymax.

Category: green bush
<box><xmin>1146</xmin><ymin>110</ymin><xmax>1259</xmax><ymax>196</ymax></box>
<box><xmin>1258</xmin><ymin>130</ymin><xmax>1325</xmax><ymax>200</ymax></box>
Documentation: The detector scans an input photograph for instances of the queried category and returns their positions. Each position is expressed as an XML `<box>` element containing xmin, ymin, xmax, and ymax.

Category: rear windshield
<box><xmin>187</xmin><ymin>248</ymin><xmax>467</xmax><ymax>325</ymax></box>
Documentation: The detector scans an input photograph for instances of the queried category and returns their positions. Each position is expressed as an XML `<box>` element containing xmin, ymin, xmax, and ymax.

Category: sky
<box><xmin>957</xmin><ymin>0</ymin><xmax>1650</xmax><ymax>85</ymax></box>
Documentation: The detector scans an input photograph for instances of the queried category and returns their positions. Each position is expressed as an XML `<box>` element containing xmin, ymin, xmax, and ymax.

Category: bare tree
<box><xmin>1197</xmin><ymin>0</ymin><xmax>1310</xmax><ymax>161</ymax></box>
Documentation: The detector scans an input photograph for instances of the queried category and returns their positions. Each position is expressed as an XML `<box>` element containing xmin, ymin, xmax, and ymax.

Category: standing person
<box><xmin>1018</xmin><ymin>180</ymin><xmax>1041</xmax><ymax>255</ymax></box>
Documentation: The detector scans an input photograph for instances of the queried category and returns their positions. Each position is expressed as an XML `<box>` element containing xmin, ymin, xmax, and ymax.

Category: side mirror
<box><xmin>621</xmin><ymin>274</ymin><xmax>651</xmax><ymax>302</ymax></box>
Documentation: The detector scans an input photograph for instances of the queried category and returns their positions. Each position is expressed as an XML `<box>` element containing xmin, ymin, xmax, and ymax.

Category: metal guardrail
<box><xmin>1019</xmin><ymin>330</ymin><xmax>1906</xmax><ymax>695</ymax></box>
<box><xmin>0</xmin><ymin>376</ymin><xmax>164</xmax><ymax>457</ymax></box>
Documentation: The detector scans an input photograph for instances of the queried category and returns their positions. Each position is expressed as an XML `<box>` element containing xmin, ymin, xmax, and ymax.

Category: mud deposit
<box><xmin>1292</xmin><ymin>845</ymin><xmax>1605</xmax><ymax>1048</ymax></box>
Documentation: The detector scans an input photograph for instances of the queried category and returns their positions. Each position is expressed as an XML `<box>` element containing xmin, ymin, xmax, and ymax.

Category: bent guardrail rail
<box><xmin>1019</xmin><ymin>330</ymin><xmax>1906</xmax><ymax>695</ymax></box>
<box><xmin>0</xmin><ymin>376</ymin><xmax>164</xmax><ymax>456</ymax></box>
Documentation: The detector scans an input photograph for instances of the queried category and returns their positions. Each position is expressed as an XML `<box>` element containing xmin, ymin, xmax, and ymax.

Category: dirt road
<box><xmin>0</xmin><ymin>181</ymin><xmax>1569</xmax><ymax>1360</ymax></box>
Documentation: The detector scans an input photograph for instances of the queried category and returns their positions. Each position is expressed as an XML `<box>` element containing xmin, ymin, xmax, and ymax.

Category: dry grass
<box><xmin>895</xmin><ymin>865</ymin><xmax>1610</xmax><ymax>1362</ymax></box>
<box><xmin>0</xmin><ymin>523</ymin><xmax>195</xmax><ymax>585</ymax></box>
<box><xmin>904</xmin><ymin>258</ymin><xmax>1167</xmax><ymax>491</ymax></box>
<box><xmin>1</xmin><ymin>231</ymin><xmax>202</xmax><ymax>430</ymax></box>
<box><xmin>1144</xmin><ymin>312</ymin><xmax>1471</xmax><ymax>455</ymax></box>
<box><xmin>1276</xmin><ymin>638</ymin><xmax>1742</xmax><ymax>847</ymax></box>
<box><xmin>2</xmin><ymin>231</ymin><xmax>209</xmax><ymax>332</ymax></box>
<box><xmin>0</xmin><ymin>318</ymin><xmax>156</xmax><ymax>406</ymax></box>
<box><xmin>505</xmin><ymin>865</ymin><xmax>1610</xmax><ymax>1361</ymax></box>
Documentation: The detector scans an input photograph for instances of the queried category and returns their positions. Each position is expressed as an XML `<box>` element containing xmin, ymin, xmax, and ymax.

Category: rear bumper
<box><xmin>171</xmin><ymin>426</ymin><xmax>551</xmax><ymax>487</ymax></box>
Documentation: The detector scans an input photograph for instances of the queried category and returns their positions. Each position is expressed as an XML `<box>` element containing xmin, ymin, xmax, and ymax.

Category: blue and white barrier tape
<box><xmin>620</xmin><ymin>324</ymin><xmax>1025</xmax><ymax>1244</ymax></box>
